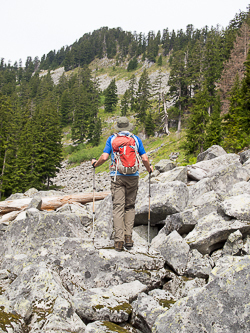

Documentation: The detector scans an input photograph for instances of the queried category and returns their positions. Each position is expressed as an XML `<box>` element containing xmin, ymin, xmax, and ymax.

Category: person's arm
<box><xmin>141</xmin><ymin>154</ymin><xmax>153</xmax><ymax>173</ymax></box>
<box><xmin>91</xmin><ymin>153</ymin><xmax>109</xmax><ymax>168</ymax></box>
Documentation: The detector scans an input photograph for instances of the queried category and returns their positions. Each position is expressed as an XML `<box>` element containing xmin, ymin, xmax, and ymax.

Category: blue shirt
<box><xmin>103</xmin><ymin>131</ymin><xmax>146</xmax><ymax>176</ymax></box>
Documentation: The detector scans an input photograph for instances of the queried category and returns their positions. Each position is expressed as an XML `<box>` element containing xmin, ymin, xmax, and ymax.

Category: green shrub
<box><xmin>68</xmin><ymin>145</ymin><xmax>105</xmax><ymax>164</ymax></box>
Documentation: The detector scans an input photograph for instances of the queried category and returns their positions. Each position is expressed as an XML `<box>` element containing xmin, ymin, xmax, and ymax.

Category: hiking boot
<box><xmin>114</xmin><ymin>241</ymin><xmax>124</xmax><ymax>252</ymax></box>
<box><xmin>124</xmin><ymin>235</ymin><xmax>133</xmax><ymax>249</ymax></box>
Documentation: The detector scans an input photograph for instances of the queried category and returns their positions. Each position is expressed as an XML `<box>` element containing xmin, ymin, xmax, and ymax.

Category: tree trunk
<box><xmin>162</xmin><ymin>93</ymin><xmax>170</xmax><ymax>135</ymax></box>
<box><xmin>0</xmin><ymin>192</ymin><xmax>110</xmax><ymax>216</ymax></box>
<box><xmin>177</xmin><ymin>107</ymin><xmax>182</xmax><ymax>132</ymax></box>
<box><xmin>0</xmin><ymin>148</ymin><xmax>8</xmax><ymax>202</ymax></box>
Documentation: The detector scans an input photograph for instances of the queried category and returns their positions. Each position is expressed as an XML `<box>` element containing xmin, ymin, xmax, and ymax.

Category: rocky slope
<box><xmin>39</xmin><ymin>57</ymin><xmax>169</xmax><ymax>95</ymax></box>
<box><xmin>1</xmin><ymin>145</ymin><xmax>250</xmax><ymax>332</ymax></box>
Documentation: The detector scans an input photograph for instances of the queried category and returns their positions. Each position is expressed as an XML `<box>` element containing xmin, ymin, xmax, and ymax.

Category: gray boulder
<box><xmin>0</xmin><ymin>210</ymin><xmax>87</xmax><ymax>260</ymax></box>
<box><xmin>2</xmin><ymin>236</ymin><xmax>165</xmax><ymax>290</ymax></box>
<box><xmin>243</xmin><ymin>235</ymin><xmax>250</xmax><ymax>254</ymax></box>
<box><xmin>152</xmin><ymin>256</ymin><xmax>250</xmax><ymax>333</ymax></box>
<box><xmin>184</xmin><ymin>249</ymin><xmax>213</xmax><ymax>278</ymax></box>
<box><xmin>208</xmin><ymin>255</ymin><xmax>246</xmax><ymax>282</ymax></box>
<box><xmin>196</xmin><ymin>145</ymin><xmax>227</xmax><ymax>162</ymax></box>
<box><xmin>24</xmin><ymin>188</ymin><xmax>39</xmax><ymax>197</ymax></box>
<box><xmin>25</xmin><ymin>197</ymin><xmax>42</xmax><ymax>210</ymax></box>
<box><xmin>188</xmin><ymin>177</ymin><xmax>212</xmax><ymax>207</ymax></box>
<box><xmin>73</xmin><ymin>281</ymin><xmax>146</xmax><ymax>323</ymax></box>
<box><xmin>154</xmin><ymin>159</ymin><xmax>176</xmax><ymax>173</ymax></box>
<box><xmin>185</xmin><ymin>212</ymin><xmax>250</xmax><ymax>255</ymax></box>
<box><xmin>187</xmin><ymin>165</ymin><xmax>208</xmax><ymax>181</ymax></box>
<box><xmin>160</xmin><ymin>208</ymin><xmax>200</xmax><ymax>236</ymax></box>
<box><xmin>219</xmin><ymin>194</ymin><xmax>250</xmax><ymax>221</ymax></box>
<box><xmin>85</xmin><ymin>321</ymin><xmax>137</xmax><ymax>333</ymax></box>
<box><xmin>0</xmin><ymin>262</ymin><xmax>85</xmax><ymax>333</ymax></box>
<box><xmin>227</xmin><ymin>181</ymin><xmax>250</xmax><ymax>197</ymax></box>
<box><xmin>130</xmin><ymin>291</ymin><xmax>172</xmax><ymax>333</ymax></box>
<box><xmin>135</xmin><ymin>181</ymin><xmax>189</xmax><ymax>225</ymax></box>
<box><xmin>209</xmin><ymin>162</ymin><xmax>250</xmax><ymax>196</ymax></box>
<box><xmin>161</xmin><ymin>190</ymin><xmax>221</xmax><ymax>236</ymax></box>
<box><xmin>194</xmin><ymin>153</ymin><xmax>240</xmax><ymax>175</ymax></box>
<box><xmin>152</xmin><ymin>166</ymin><xmax>187</xmax><ymax>184</ymax></box>
<box><xmin>163</xmin><ymin>275</ymin><xmax>206</xmax><ymax>299</ymax></box>
<box><xmin>151</xmin><ymin>231</ymin><xmax>190</xmax><ymax>275</ymax></box>
<box><xmin>240</xmin><ymin>149</ymin><xmax>250</xmax><ymax>164</ymax></box>
<box><xmin>134</xmin><ymin>225</ymin><xmax>158</xmax><ymax>243</ymax></box>
<box><xmin>222</xmin><ymin>230</ymin><xmax>243</xmax><ymax>256</ymax></box>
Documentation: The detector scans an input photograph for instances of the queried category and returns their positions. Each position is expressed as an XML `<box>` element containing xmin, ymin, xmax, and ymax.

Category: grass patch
<box><xmin>68</xmin><ymin>144</ymin><xmax>106</xmax><ymax>165</ymax></box>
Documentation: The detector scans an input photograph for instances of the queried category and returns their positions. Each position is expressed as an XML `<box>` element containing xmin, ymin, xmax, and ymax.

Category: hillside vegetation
<box><xmin>1</xmin><ymin>7</ymin><xmax>250</xmax><ymax>199</ymax></box>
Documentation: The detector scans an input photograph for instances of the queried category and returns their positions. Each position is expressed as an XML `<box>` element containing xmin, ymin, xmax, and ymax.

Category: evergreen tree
<box><xmin>11</xmin><ymin>101</ymin><xmax>38</xmax><ymax>193</ymax></box>
<box><xmin>89</xmin><ymin>117</ymin><xmax>102</xmax><ymax>146</ymax></box>
<box><xmin>204</xmin><ymin>94</ymin><xmax>222</xmax><ymax>149</ymax></box>
<box><xmin>0</xmin><ymin>94</ymin><xmax>16</xmax><ymax>199</ymax></box>
<box><xmin>240</xmin><ymin>49</ymin><xmax>250</xmax><ymax>138</ymax></box>
<box><xmin>168</xmin><ymin>50</ymin><xmax>188</xmax><ymax>131</ymax></box>
<box><xmin>128</xmin><ymin>75</ymin><xmax>137</xmax><ymax>112</ymax></box>
<box><xmin>121</xmin><ymin>89</ymin><xmax>130</xmax><ymax>116</ymax></box>
<box><xmin>183</xmin><ymin>86</ymin><xmax>210</xmax><ymax>156</ymax></box>
<box><xmin>157</xmin><ymin>55</ymin><xmax>163</xmax><ymax>66</ymax></box>
<box><xmin>203</xmin><ymin>28</ymin><xmax>223</xmax><ymax>113</ymax></box>
<box><xmin>145</xmin><ymin>112</ymin><xmax>155</xmax><ymax>137</ymax></box>
<box><xmin>104</xmin><ymin>78</ymin><xmax>118</xmax><ymax>113</ymax></box>
<box><xmin>60</xmin><ymin>89</ymin><xmax>72</xmax><ymax>126</ymax></box>
<box><xmin>33</xmin><ymin>93</ymin><xmax>63</xmax><ymax>189</ymax></box>
<box><xmin>222</xmin><ymin>74</ymin><xmax>244</xmax><ymax>151</ymax></box>
<box><xmin>71</xmin><ymin>67</ymin><xmax>101</xmax><ymax>144</ymax></box>
<box><xmin>127</xmin><ymin>57</ymin><xmax>138</xmax><ymax>71</ymax></box>
<box><xmin>135</xmin><ymin>69</ymin><xmax>151</xmax><ymax>124</ymax></box>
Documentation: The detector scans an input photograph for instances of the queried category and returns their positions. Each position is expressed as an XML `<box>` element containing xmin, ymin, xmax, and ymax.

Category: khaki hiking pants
<box><xmin>111</xmin><ymin>175</ymin><xmax>139</xmax><ymax>242</ymax></box>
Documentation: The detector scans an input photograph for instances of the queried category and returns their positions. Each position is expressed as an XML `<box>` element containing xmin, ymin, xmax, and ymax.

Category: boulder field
<box><xmin>1</xmin><ymin>145</ymin><xmax>250</xmax><ymax>332</ymax></box>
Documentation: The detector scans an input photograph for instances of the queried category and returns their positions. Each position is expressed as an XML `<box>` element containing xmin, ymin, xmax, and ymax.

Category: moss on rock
<box><xmin>0</xmin><ymin>306</ymin><xmax>24</xmax><ymax>332</ymax></box>
<box><xmin>102</xmin><ymin>321</ymin><xmax>129</xmax><ymax>332</ymax></box>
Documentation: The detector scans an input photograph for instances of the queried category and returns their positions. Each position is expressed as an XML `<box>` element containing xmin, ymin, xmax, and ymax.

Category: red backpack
<box><xmin>111</xmin><ymin>132</ymin><xmax>140</xmax><ymax>179</ymax></box>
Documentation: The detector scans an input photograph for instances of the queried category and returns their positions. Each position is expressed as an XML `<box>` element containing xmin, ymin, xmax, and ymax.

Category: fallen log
<box><xmin>0</xmin><ymin>192</ymin><xmax>110</xmax><ymax>216</ymax></box>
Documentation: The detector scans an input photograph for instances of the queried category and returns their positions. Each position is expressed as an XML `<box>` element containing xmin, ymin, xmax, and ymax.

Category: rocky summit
<box><xmin>1</xmin><ymin>145</ymin><xmax>250</xmax><ymax>332</ymax></box>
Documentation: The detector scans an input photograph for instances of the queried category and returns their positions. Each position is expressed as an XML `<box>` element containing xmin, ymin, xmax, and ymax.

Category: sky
<box><xmin>1</xmin><ymin>0</ymin><xmax>250</xmax><ymax>65</ymax></box>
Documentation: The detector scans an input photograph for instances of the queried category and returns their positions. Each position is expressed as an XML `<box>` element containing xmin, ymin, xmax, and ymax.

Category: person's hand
<box><xmin>149</xmin><ymin>165</ymin><xmax>153</xmax><ymax>174</ymax></box>
<box><xmin>91</xmin><ymin>159</ymin><xmax>97</xmax><ymax>168</ymax></box>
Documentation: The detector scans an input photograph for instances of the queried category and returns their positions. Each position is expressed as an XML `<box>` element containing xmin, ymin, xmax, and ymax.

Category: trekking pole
<box><xmin>148</xmin><ymin>171</ymin><xmax>151</xmax><ymax>252</ymax></box>
<box><xmin>92</xmin><ymin>160</ymin><xmax>96</xmax><ymax>246</ymax></box>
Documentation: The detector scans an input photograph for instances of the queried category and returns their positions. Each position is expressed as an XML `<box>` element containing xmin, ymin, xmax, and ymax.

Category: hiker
<box><xmin>91</xmin><ymin>116</ymin><xmax>153</xmax><ymax>252</ymax></box>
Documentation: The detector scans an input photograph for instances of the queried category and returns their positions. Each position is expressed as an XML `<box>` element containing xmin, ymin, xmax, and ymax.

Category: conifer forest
<box><xmin>1</xmin><ymin>8</ymin><xmax>250</xmax><ymax>199</ymax></box>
